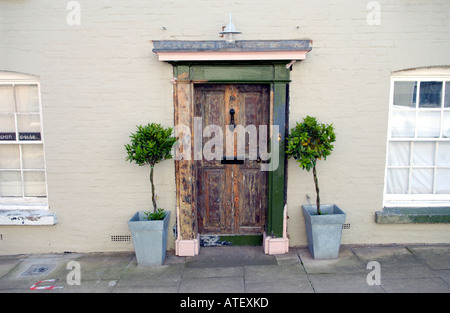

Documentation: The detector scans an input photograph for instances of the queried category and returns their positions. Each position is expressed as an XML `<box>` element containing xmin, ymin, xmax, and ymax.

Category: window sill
<box><xmin>0</xmin><ymin>209</ymin><xmax>57</xmax><ymax>226</ymax></box>
<box><xmin>375</xmin><ymin>207</ymin><xmax>450</xmax><ymax>224</ymax></box>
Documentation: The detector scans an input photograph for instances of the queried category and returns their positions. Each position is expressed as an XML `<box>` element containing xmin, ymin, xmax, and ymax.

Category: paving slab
<box><xmin>164</xmin><ymin>253</ymin><xmax>186</xmax><ymax>265</ymax></box>
<box><xmin>245</xmin><ymin>281</ymin><xmax>314</xmax><ymax>293</ymax></box>
<box><xmin>244</xmin><ymin>263</ymin><xmax>307</xmax><ymax>284</ymax></box>
<box><xmin>48</xmin><ymin>279</ymin><xmax>118</xmax><ymax>293</ymax></box>
<box><xmin>274</xmin><ymin>251</ymin><xmax>302</xmax><ymax>266</ymax></box>
<box><xmin>117</xmin><ymin>259</ymin><xmax>184</xmax><ymax>288</ymax></box>
<box><xmin>0</xmin><ymin>253</ymin><xmax>78</xmax><ymax>291</ymax></box>
<box><xmin>352</xmin><ymin>245</ymin><xmax>415</xmax><ymax>260</ymax></box>
<box><xmin>182</xmin><ymin>266</ymin><xmax>243</xmax><ymax>279</ymax></box>
<box><xmin>408</xmin><ymin>246</ymin><xmax>450</xmax><ymax>270</ymax></box>
<box><xmin>72</xmin><ymin>252</ymin><xmax>133</xmax><ymax>281</ymax></box>
<box><xmin>0</xmin><ymin>256</ymin><xmax>25</xmax><ymax>279</ymax></box>
<box><xmin>112</xmin><ymin>284</ymin><xmax>180</xmax><ymax>293</ymax></box>
<box><xmin>308</xmin><ymin>273</ymin><xmax>385</xmax><ymax>293</ymax></box>
<box><xmin>381</xmin><ymin>277</ymin><xmax>449</xmax><ymax>293</ymax></box>
<box><xmin>352</xmin><ymin>245</ymin><xmax>438</xmax><ymax>279</ymax></box>
<box><xmin>436</xmin><ymin>270</ymin><xmax>450</xmax><ymax>284</ymax></box>
<box><xmin>297</xmin><ymin>246</ymin><xmax>366</xmax><ymax>274</ymax></box>
<box><xmin>179</xmin><ymin>276</ymin><xmax>245</xmax><ymax>293</ymax></box>
<box><xmin>185</xmin><ymin>246</ymin><xmax>277</xmax><ymax>268</ymax></box>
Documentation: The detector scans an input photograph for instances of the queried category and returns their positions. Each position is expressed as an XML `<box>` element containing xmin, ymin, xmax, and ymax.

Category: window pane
<box><xmin>411</xmin><ymin>169</ymin><xmax>434</xmax><ymax>194</ymax></box>
<box><xmin>391</xmin><ymin>110</ymin><xmax>415</xmax><ymax>138</ymax></box>
<box><xmin>419</xmin><ymin>81</ymin><xmax>442</xmax><ymax>108</ymax></box>
<box><xmin>0</xmin><ymin>86</ymin><xmax>15</xmax><ymax>113</ymax></box>
<box><xmin>0</xmin><ymin>171</ymin><xmax>22</xmax><ymax>197</ymax></box>
<box><xmin>388</xmin><ymin>141</ymin><xmax>410</xmax><ymax>166</ymax></box>
<box><xmin>445</xmin><ymin>82</ymin><xmax>450</xmax><ymax>108</ymax></box>
<box><xmin>0</xmin><ymin>114</ymin><xmax>16</xmax><ymax>141</ymax></box>
<box><xmin>412</xmin><ymin>142</ymin><xmax>435</xmax><ymax>166</ymax></box>
<box><xmin>386</xmin><ymin>168</ymin><xmax>409</xmax><ymax>194</ymax></box>
<box><xmin>22</xmin><ymin>145</ymin><xmax>45</xmax><ymax>169</ymax></box>
<box><xmin>394</xmin><ymin>81</ymin><xmax>416</xmax><ymax>108</ymax></box>
<box><xmin>17</xmin><ymin>114</ymin><xmax>41</xmax><ymax>141</ymax></box>
<box><xmin>23</xmin><ymin>171</ymin><xmax>46</xmax><ymax>197</ymax></box>
<box><xmin>0</xmin><ymin>114</ymin><xmax>16</xmax><ymax>133</ymax></box>
<box><xmin>15</xmin><ymin>85</ymin><xmax>39</xmax><ymax>113</ymax></box>
<box><xmin>437</xmin><ymin>142</ymin><xmax>450</xmax><ymax>166</ymax></box>
<box><xmin>443</xmin><ymin>111</ymin><xmax>450</xmax><ymax>138</ymax></box>
<box><xmin>0</xmin><ymin>145</ymin><xmax>20</xmax><ymax>169</ymax></box>
<box><xmin>436</xmin><ymin>169</ymin><xmax>450</xmax><ymax>194</ymax></box>
<box><xmin>417</xmin><ymin>111</ymin><xmax>440</xmax><ymax>138</ymax></box>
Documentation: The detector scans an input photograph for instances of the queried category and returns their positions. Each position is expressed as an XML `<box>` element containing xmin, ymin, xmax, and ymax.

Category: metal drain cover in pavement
<box><xmin>21</xmin><ymin>264</ymin><xmax>56</xmax><ymax>277</ymax></box>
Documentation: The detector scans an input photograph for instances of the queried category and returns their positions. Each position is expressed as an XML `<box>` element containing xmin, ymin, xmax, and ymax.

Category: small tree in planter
<box><xmin>125</xmin><ymin>123</ymin><xmax>177</xmax><ymax>219</ymax></box>
<box><xmin>286</xmin><ymin>116</ymin><xmax>343</xmax><ymax>260</ymax></box>
<box><xmin>286</xmin><ymin>115</ymin><xmax>336</xmax><ymax>215</ymax></box>
<box><xmin>125</xmin><ymin>123</ymin><xmax>177</xmax><ymax>266</ymax></box>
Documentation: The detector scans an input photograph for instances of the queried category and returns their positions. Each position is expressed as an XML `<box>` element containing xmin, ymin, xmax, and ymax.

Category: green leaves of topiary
<box><xmin>125</xmin><ymin>123</ymin><xmax>177</xmax><ymax>167</ymax></box>
<box><xmin>286</xmin><ymin>116</ymin><xmax>336</xmax><ymax>172</ymax></box>
<box><xmin>125</xmin><ymin>123</ymin><xmax>177</xmax><ymax>215</ymax></box>
<box><xmin>286</xmin><ymin>116</ymin><xmax>336</xmax><ymax>215</ymax></box>
<box><xmin>144</xmin><ymin>208</ymin><xmax>166</xmax><ymax>221</ymax></box>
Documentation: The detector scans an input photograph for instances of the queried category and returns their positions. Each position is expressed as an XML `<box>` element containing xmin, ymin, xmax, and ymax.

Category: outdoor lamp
<box><xmin>220</xmin><ymin>13</ymin><xmax>241</xmax><ymax>45</ymax></box>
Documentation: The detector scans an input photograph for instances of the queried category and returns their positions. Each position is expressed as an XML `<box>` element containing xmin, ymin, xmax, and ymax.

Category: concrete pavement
<box><xmin>0</xmin><ymin>244</ymin><xmax>448</xmax><ymax>293</ymax></box>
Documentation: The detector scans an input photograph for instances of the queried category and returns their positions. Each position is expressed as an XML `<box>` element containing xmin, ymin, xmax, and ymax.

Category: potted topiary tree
<box><xmin>125</xmin><ymin>123</ymin><xmax>177</xmax><ymax>266</ymax></box>
<box><xmin>286</xmin><ymin>116</ymin><xmax>346</xmax><ymax>259</ymax></box>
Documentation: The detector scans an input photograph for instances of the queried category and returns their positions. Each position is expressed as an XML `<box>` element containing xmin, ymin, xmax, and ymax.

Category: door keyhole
<box><xmin>229</xmin><ymin>108</ymin><xmax>236</xmax><ymax>128</ymax></box>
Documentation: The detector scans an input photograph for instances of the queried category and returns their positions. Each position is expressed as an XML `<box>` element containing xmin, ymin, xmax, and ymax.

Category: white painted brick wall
<box><xmin>1</xmin><ymin>0</ymin><xmax>449</xmax><ymax>254</ymax></box>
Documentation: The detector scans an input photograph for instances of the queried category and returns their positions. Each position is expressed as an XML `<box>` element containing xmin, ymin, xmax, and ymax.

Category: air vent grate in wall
<box><xmin>342</xmin><ymin>223</ymin><xmax>351</xmax><ymax>230</ymax></box>
<box><xmin>110</xmin><ymin>235</ymin><xmax>131</xmax><ymax>242</ymax></box>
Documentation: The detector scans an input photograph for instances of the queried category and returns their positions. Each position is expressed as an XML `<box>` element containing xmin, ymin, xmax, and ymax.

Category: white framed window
<box><xmin>0</xmin><ymin>73</ymin><xmax>48</xmax><ymax>210</ymax></box>
<box><xmin>384</xmin><ymin>69</ymin><xmax>450</xmax><ymax>207</ymax></box>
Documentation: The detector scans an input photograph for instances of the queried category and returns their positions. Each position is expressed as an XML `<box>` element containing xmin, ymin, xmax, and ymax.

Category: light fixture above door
<box><xmin>219</xmin><ymin>13</ymin><xmax>241</xmax><ymax>45</ymax></box>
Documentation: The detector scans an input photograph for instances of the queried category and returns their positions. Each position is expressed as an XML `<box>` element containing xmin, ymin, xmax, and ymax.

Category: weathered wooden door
<box><xmin>195</xmin><ymin>84</ymin><xmax>269</xmax><ymax>235</ymax></box>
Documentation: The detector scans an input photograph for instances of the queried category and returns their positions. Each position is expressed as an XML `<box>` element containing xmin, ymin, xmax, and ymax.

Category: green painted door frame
<box><xmin>172</xmin><ymin>61</ymin><xmax>290</xmax><ymax>240</ymax></box>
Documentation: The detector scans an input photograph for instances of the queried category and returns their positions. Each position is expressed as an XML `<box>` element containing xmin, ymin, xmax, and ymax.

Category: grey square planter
<box><xmin>302</xmin><ymin>204</ymin><xmax>346</xmax><ymax>260</ymax></box>
<box><xmin>128</xmin><ymin>211</ymin><xmax>170</xmax><ymax>266</ymax></box>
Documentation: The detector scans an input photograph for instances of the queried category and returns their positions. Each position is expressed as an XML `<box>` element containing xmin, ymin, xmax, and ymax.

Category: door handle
<box><xmin>255</xmin><ymin>156</ymin><xmax>269</xmax><ymax>164</ymax></box>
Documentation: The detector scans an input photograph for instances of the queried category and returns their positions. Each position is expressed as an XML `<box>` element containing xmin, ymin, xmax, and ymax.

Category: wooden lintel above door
<box><xmin>152</xmin><ymin>40</ymin><xmax>312</xmax><ymax>63</ymax></box>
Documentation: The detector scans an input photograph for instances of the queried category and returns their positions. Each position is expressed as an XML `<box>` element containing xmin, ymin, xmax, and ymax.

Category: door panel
<box><xmin>198</xmin><ymin>168</ymin><xmax>229</xmax><ymax>233</ymax></box>
<box><xmin>195</xmin><ymin>84</ymin><xmax>269</xmax><ymax>235</ymax></box>
<box><xmin>236</xmin><ymin>169</ymin><xmax>267</xmax><ymax>233</ymax></box>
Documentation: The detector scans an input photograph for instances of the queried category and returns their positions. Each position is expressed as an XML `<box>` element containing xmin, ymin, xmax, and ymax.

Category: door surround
<box><xmin>152</xmin><ymin>40</ymin><xmax>312</xmax><ymax>255</ymax></box>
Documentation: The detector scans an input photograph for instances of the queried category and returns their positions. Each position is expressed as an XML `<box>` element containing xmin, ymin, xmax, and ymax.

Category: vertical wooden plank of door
<box><xmin>196</xmin><ymin>85</ymin><xmax>227</xmax><ymax>234</ymax></box>
<box><xmin>196</xmin><ymin>85</ymin><xmax>236</xmax><ymax>234</ymax></box>
<box><xmin>234</xmin><ymin>85</ymin><xmax>269</xmax><ymax>234</ymax></box>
